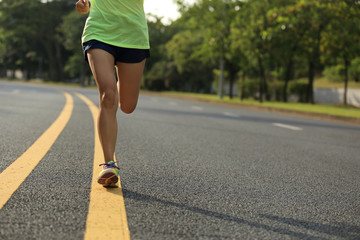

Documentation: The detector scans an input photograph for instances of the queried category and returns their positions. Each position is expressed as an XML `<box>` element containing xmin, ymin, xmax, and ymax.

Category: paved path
<box><xmin>315</xmin><ymin>88</ymin><xmax>360</xmax><ymax>107</ymax></box>
<box><xmin>0</xmin><ymin>81</ymin><xmax>359</xmax><ymax>239</ymax></box>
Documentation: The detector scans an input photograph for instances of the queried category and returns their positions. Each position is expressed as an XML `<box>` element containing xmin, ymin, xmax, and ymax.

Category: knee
<box><xmin>100</xmin><ymin>89</ymin><xmax>117</xmax><ymax>110</ymax></box>
<box><xmin>120</xmin><ymin>104</ymin><xmax>136</xmax><ymax>114</ymax></box>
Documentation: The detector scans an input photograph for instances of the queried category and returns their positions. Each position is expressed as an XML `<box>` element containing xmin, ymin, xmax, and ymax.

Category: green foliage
<box><xmin>323</xmin><ymin>57</ymin><xmax>360</xmax><ymax>83</ymax></box>
<box><xmin>350</xmin><ymin>57</ymin><xmax>360</xmax><ymax>82</ymax></box>
<box><xmin>0</xmin><ymin>27</ymin><xmax>5</xmax><ymax>69</ymax></box>
<box><xmin>143</xmin><ymin>16</ymin><xmax>185</xmax><ymax>91</ymax></box>
<box><xmin>61</xmin><ymin>10</ymin><xmax>90</xmax><ymax>82</ymax></box>
<box><xmin>288</xmin><ymin>80</ymin><xmax>308</xmax><ymax>102</ymax></box>
<box><xmin>237</xmin><ymin>77</ymin><xmax>259</xmax><ymax>100</ymax></box>
<box><xmin>0</xmin><ymin>0</ymin><xmax>359</xmax><ymax>105</ymax></box>
<box><xmin>0</xmin><ymin>0</ymin><xmax>73</xmax><ymax>81</ymax></box>
<box><xmin>323</xmin><ymin>65</ymin><xmax>344</xmax><ymax>82</ymax></box>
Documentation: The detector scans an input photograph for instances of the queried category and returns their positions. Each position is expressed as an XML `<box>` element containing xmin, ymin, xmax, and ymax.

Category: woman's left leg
<box><xmin>116</xmin><ymin>60</ymin><xmax>146</xmax><ymax>114</ymax></box>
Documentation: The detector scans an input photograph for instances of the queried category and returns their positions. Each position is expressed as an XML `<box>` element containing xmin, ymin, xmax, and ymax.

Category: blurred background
<box><xmin>0</xmin><ymin>0</ymin><xmax>359</xmax><ymax>106</ymax></box>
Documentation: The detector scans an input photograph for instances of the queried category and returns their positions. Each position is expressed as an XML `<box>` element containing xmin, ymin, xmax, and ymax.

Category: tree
<box><xmin>274</xmin><ymin>0</ymin><xmax>342</xmax><ymax>104</ymax></box>
<box><xmin>166</xmin><ymin>29</ymin><xmax>214</xmax><ymax>92</ymax></box>
<box><xmin>0</xmin><ymin>0</ymin><xmax>73</xmax><ymax>81</ymax></box>
<box><xmin>172</xmin><ymin>0</ymin><xmax>245</xmax><ymax>98</ymax></box>
<box><xmin>232</xmin><ymin>0</ymin><xmax>275</xmax><ymax>102</ymax></box>
<box><xmin>297</xmin><ymin>0</ymin><xmax>330</xmax><ymax>104</ymax></box>
<box><xmin>61</xmin><ymin>10</ymin><xmax>89</xmax><ymax>85</ymax></box>
<box><xmin>143</xmin><ymin>15</ymin><xmax>186</xmax><ymax>91</ymax></box>
<box><xmin>267</xmin><ymin>0</ymin><xmax>309</xmax><ymax>103</ymax></box>
<box><xmin>0</xmin><ymin>27</ymin><xmax>5</xmax><ymax>78</ymax></box>
<box><xmin>322</xmin><ymin>1</ymin><xmax>360</xmax><ymax>105</ymax></box>
<box><xmin>0</xmin><ymin>0</ymin><xmax>40</xmax><ymax>79</ymax></box>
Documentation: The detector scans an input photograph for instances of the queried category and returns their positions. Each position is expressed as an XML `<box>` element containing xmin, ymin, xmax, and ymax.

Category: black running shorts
<box><xmin>83</xmin><ymin>39</ymin><xmax>150</xmax><ymax>64</ymax></box>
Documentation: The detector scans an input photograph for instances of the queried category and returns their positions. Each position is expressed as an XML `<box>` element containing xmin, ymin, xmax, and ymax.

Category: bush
<box><xmin>288</xmin><ymin>81</ymin><xmax>308</xmax><ymax>103</ymax></box>
<box><xmin>323</xmin><ymin>65</ymin><xmax>344</xmax><ymax>82</ymax></box>
<box><xmin>350</xmin><ymin>57</ymin><xmax>360</xmax><ymax>82</ymax></box>
<box><xmin>237</xmin><ymin>77</ymin><xmax>259</xmax><ymax>99</ymax></box>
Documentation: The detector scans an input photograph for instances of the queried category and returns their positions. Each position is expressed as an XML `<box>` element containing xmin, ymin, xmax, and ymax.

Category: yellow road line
<box><xmin>75</xmin><ymin>92</ymin><xmax>130</xmax><ymax>240</ymax></box>
<box><xmin>0</xmin><ymin>91</ymin><xmax>73</xmax><ymax>210</ymax></box>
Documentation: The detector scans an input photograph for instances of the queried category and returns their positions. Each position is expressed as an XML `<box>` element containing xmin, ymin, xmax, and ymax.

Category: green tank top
<box><xmin>82</xmin><ymin>0</ymin><xmax>150</xmax><ymax>49</ymax></box>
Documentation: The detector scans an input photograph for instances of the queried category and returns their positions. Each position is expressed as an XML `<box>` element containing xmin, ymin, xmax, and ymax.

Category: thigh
<box><xmin>87</xmin><ymin>49</ymin><xmax>117</xmax><ymax>94</ymax></box>
<box><xmin>116</xmin><ymin>60</ymin><xmax>146</xmax><ymax>113</ymax></box>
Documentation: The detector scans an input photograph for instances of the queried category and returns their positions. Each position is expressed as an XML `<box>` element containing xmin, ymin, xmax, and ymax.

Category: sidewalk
<box><xmin>314</xmin><ymin>88</ymin><xmax>360</xmax><ymax>107</ymax></box>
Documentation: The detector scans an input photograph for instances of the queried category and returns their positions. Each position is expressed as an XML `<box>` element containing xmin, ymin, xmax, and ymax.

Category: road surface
<box><xmin>0</xmin><ymin>81</ymin><xmax>359</xmax><ymax>239</ymax></box>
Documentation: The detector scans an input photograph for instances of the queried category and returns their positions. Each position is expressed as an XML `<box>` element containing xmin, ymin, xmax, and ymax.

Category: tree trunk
<box><xmin>283</xmin><ymin>59</ymin><xmax>294</xmax><ymax>103</ymax></box>
<box><xmin>25</xmin><ymin>70</ymin><xmax>31</xmax><ymax>81</ymax></box>
<box><xmin>344</xmin><ymin>57</ymin><xmax>349</xmax><ymax>105</ymax></box>
<box><xmin>228</xmin><ymin>63</ymin><xmax>237</xmax><ymax>99</ymax></box>
<box><xmin>1</xmin><ymin>63</ymin><xmax>7</xmax><ymax>78</ymax></box>
<box><xmin>307</xmin><ymin>26</ymin><xmax>322</xmax><ymax>104</ymax></box>
<box><xmin>229</xmin><ymin>77</ymin><xmax>234</xmax><ymax>99</ymax></box>
<box><xmin>37</xmin><ymin>58</ymin><xmax>44</xmax><ymax>79</ymax></box>
<box><xmin>258</xmin><ymin>56</ymin><xmax>265</xmax><ymax>103</ymax></box>
<box><xmin>283</xmin><ymin>80</ymin><xmax>288</xmax><ymax>103</ymax></box>
<box><xmin>218</xmin><ymin>55</ymin><xmax>224</xmax><ymax>99</ymax></box>
<box><xmin>80</xmin><ymin>60</ymin><xmax>85</xmax><ymax>86</ymax></box>
<box><xmin>307</xmin><ymin>60</ymin><xmax>315</xmax><ymax>104</ymax></box>
<box><xmin>240</xmin><ymin>71</ymin><xmax>245</xmax><ymax>100</ymax></box>
<box><xmin>41</xmin><ymin>39</ymin><xmax>57</xmax><ymax>81</ymax></box>
<box><xmin>87</xmin><ymin>75</ymin><xmax>92</xmax><ymax>86</ymax></box>
<box><xmin>55</xmin><ymin>41</ymin><xmax>64</xmax><ymax>82</ymax></box>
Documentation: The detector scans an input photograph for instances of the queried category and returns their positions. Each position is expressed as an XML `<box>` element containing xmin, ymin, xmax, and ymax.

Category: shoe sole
<box><xmin>97</xmin><ymin>171</ymin><xmax>119</xmax><ymax>188</ymax></box>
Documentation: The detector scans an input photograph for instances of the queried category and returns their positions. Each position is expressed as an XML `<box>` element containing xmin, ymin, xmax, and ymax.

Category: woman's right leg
<box><xmin>87</xmin><ymin>49</ymin><xmax>118</xmax><ymax>164</ymax></box>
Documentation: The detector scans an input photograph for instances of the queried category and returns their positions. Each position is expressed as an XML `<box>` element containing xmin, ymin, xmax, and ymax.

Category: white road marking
<box><xmin>223</xmin><ymin>112</ymin><xmax>239</xmax><ymax>117</ymax></box>
<box><xmin>191</xmin><ymin>106</ymin><xmax>203</xmax><ymax>111</ymax></box>
<box><xmin>272</xmin><ymin>123</ymin><xmax>303</xmax><ymax>131</ymax></box>
<box><xmin>169</xmin><ymin>101</ymin><xmax>177</xmax><ymax>106</ymax></box>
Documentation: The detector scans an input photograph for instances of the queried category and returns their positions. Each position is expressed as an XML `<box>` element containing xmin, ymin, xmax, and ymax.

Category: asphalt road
<box><xmin>0</xmin><ymin>81</ymin><xmax>359</xmax><ymax>240</ymax></box>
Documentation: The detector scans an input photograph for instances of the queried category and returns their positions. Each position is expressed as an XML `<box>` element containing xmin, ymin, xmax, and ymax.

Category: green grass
<box><xmin>314</xmin><ymin>77</ymin><xmax>360</xmax><ymax>89</ymax></box>
<box><xmin>3</xmin><ymin>78</ymin><xmax>360</xmax><ymax>119</ymax></box>
<box><xmin>159</xmin><ymin>91</ymin><xmax>360</xmax><ymax>119</ymax></box>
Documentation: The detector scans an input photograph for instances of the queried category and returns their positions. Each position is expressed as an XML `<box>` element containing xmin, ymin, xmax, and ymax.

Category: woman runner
<box><xmin>76</xmin><ymin>0</ymin><xmax>150</xmax><ymax>187</ymax></box>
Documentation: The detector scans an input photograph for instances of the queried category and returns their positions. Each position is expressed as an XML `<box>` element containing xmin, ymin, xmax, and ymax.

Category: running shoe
<box><xmin>97</xmin><ymin>161</ymin><xmax>120</xmax><ymax>188</ymax></box>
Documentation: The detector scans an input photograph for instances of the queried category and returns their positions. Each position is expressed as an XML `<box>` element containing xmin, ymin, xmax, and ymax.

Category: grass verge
<box><xmin>148</xmin><ymin>91</ymin><xmax>360</xmax><ymax>120</ymax></box>
<box><xmin>2</xmin><ymin>79</ymin><xmax>359</xmax><ymax>122</ymax></box>
<box><xmin>314</xmin><ymin>77</ymin><xmax>360</xmax><ymax>89</ymax></box>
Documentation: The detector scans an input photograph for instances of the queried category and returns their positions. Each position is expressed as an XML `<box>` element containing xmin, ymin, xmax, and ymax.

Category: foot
<box><xmin>97</xmin><ymin>161</ymin><xmax>120</xmax><ymax>188</ymax></box>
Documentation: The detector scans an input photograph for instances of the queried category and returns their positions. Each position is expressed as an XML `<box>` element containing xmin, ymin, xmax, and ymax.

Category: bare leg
<box><xmin>87</xmin><ymin>49</ymin><xmax>118</xmax><ymax>163</ymax></box>
<box><xmin>116</xmin><ymin>60</ymin><xmax>146</xmax><ymax>114</ymax></box>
